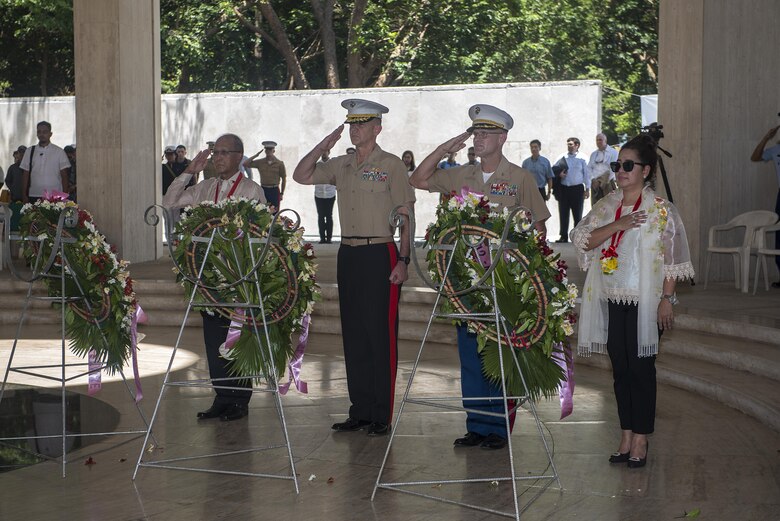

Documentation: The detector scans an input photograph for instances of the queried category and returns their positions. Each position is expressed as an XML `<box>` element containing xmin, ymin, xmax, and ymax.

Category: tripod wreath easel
<box><xmin>133</xmin><ymin>201</ymin><xmax>318</xmax><ymax>492</ymax></box>
<box><xmin>372</xmin><ymin>194</ymin><xmax>576</xmax><ymax>519</ymax></box>
<box><xmin>0</xmin><ymin>201</ymin><xmax>152</xmax><ymax>478</ymax></box>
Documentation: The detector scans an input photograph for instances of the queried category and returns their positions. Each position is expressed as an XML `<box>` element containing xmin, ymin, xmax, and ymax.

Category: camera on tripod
<box><xmin>641</xmin><ymin>122</ymin><xmax>664</xmax><ymax>143</ymax></box>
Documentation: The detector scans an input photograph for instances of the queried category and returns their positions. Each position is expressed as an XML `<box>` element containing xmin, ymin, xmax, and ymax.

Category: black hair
<box><xmin>530</xmin><ymin>139</ymin><xmax>541</xmax><ymax>147</ymax></box>
<box><xmin>620</xmin><ymin>134</ymin><xmax>658</xmax><ymax>186</ymax></box>
<box><xmin>36</xmin><ymin>121</ymin><xmax>52</xmax><ymax>131</ymax></box>
<box><xmin>402</xmin><ymin>150</ymin><xmax>416</xmax><ymax>171</ymax></box>
<box><xmin>567</xmin><ymin>137</ymin><xmax>580</xmax><ymax>146</ymax></box>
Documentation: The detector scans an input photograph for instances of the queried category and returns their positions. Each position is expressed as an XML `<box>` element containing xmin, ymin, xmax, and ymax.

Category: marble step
<box><xmin>661</xmin><ymin>328</ymin><xmax>780</xmax><ymax>382</ymax></box>
<box><xmin>674</xmin><ymin>311</ymin><xmax>780</xmax><ymax>348</ymax></box>
<box><xmin>575</xmin><ymin>351</ymin><xmax>780</xmax><ymax>432</ymax></box>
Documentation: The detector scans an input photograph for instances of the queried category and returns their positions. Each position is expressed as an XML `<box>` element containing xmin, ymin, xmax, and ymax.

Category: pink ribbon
<box><xmin>87</xmin><ymin>349</ymin><xmax>102</xmax><ymax>396</ymax></box>
<box><xmin>278</xmin><ymin>314</ymin><xmax>310</xmax><ymax>395</ymax></box>
<box><xmin>219</xmin><ymin>309</ymin><xmax>245</xmax><ymax>356</ymax></box>
<box><xmin>553</xmin><ymin>342</ymin><xmax>575</xmax><ymax>419</ymax></box>
<box><xmin>42</xmin><ymin>189</ymin><xmax>70</xmax><ymax>202</ymax></box>
<box><xmin>130</xmin><ymin>304</ymin><xmax>147</xmax><ymax>402</ymax></box>
<box><xmin>452</xmin><ymin>186</ymin><xmax>484</xmax><ymax>205</ymax></box>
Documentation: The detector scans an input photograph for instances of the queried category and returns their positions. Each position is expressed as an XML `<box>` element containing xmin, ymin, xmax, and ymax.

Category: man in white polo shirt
<box><xmin>21</xmin><ymin>121</ymin><xmax>71</xmax><ymax>203</ymax></box>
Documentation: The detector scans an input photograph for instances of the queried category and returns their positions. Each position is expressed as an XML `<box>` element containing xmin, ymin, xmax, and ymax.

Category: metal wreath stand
<box><xmin>0</xmin><ymin>204</ymin><xmax>153</xmax><ymax>478</ymax></box>
<box><xmin>132</xmin><ymin>205</ymin><xmax>300</xmax><ymax>492</ymax></box>
<box><xmin>371</xmin><ymin>205</ymin><xmax>561</xmax><ymax>519</ymax></box>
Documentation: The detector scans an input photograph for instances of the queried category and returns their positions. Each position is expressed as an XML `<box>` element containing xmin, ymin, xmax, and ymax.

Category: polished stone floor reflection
<box><xmin>0</xmin><ymin>387</ymin><xmax>120</xmax><ymax>471</ymax></box>
<box><xmin>0</xmin><ymin>323</ymin><xmax>778</xmax><ymax>521</ymax></box>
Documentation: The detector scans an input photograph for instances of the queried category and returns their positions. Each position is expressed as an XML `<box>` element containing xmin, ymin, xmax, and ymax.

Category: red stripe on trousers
<box><xmin>386</xmin><ymin>243</ymin><xmax>400</xmax><ymax>423</ymax></box>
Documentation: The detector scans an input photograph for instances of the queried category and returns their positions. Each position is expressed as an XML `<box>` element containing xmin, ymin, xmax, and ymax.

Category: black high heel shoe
<box><xmin>609</xmin><ymin>451</ymin><xmax>630</xmax><ymax>464</ymax></box>
<box><xmin>627</xmin><ymin>441</ymin><xmax>649</xmax><ymax>468</ymax></box>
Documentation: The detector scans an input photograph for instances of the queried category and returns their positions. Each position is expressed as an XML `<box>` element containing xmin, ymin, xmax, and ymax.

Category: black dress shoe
<box><xmin>332</xmin><ymin>417</ymin><xmax>371</xmax><ymax>432</ymax></box>
<box><xmin>366</xmin><ymin>422</ymin><xmax>389</xmax><ymax>436</ymax></box>
<box><xmin>627</xmin><ymin>442</ymin><xmax>649</xmax><ymax>468</ymax></box>
<box><xmin>609</xmin><ymin>451</ymin><xmax>630</xmax><ymax>464</ymax></box>
<box><xmin>772</xmin><ymin>282</ymin><xmax>780</xmax><ymax>289</ymax></box>
<box><xmin>453</xmin><ymin>432</ymin><xmax>486</xmax><ymax>447</ymax></box>
<box><xmin>220</xmin><ymin>404</ymin><xmax>249</xmax><ymax>422</ymax></box>
<box><xmin>480</xmin><ymin>433</ymin><xmax>508</xmax><ymax>450</ymax></box>
<box><xmin>197</xmin><ymin>403</ymin><xmax>228</xmax><ymax>419</ymax></box>
<box><xmin>554</xmin><ymin>238</ymin><xmax>569</xmax><ymax>243</ymax></box>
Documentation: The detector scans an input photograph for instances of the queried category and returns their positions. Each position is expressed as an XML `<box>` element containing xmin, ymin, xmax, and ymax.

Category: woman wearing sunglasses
<box><xmin>571</xmin><ymin>134</ymin><xmax>695</xmax><ymax>468</ymax></box>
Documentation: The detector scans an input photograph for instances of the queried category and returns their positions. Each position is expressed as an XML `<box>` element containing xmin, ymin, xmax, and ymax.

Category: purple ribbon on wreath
<box><xmin>278</xmin><ymin>314</ymin><xmax>310</xmax><ymax>395</ymax></box>
<box><xmin>218</xmin><ymin>311</ymin><xmax>310</xmax><ymax>395</ymax></box>
<box><xmin>553</xmin><ymin>342</ymin><xmax>575</xmax><ymax>419</ymax></box>
<box><xmin>130</xmin><ymin>304</ymin><xmax>147</xmax><ymax>402</ymax></box>
<box><xmin>87</xmin><ymin>304</ymin><xmax>146</xmax><ymax>402</ymax></box>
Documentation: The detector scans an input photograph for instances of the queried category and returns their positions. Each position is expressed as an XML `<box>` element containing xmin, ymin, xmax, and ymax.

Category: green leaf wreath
<box><xmin>173</xmin><ymin>198</ymin><xmax>320</xmax><ymax>380</ymax></box>
<box><xmin>424</xmin><ymin>191</ymin><xmax>577</xmax><ymax>400</ymax></box>
<box><xmin>19</xmin><ymin>199</ymin><xmax>138</xmax><ymax>373</ymax></box>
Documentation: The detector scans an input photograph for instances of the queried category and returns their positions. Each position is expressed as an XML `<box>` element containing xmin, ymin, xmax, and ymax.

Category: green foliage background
<box><xmin>0</xmin><ymin>0</ymin><xmax>658</xmax><ymax>140</ymax></box>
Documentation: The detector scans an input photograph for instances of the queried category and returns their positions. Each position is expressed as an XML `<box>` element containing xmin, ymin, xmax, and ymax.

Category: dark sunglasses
<box><xmin>610</xmin><ymin>160</ymin><xmax>648</xmax><ymax>173</ymax></box>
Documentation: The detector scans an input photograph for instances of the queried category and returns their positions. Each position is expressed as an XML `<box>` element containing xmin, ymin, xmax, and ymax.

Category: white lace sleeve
<box><xmin>661</xmin><ymin>201</ymin><xmax>695</xmax><ymax>280</ymax></box>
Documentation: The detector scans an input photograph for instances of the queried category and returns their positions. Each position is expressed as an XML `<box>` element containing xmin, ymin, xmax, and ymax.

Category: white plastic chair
<box><xmin>703</xmin><ymin>210</ymin><xmax>778</xmax><ymax>293</ymax></box>
<box><xmin>752</xmin><ymin>222</ymin><xmax>780</xmax><ymax>294</ymax></box>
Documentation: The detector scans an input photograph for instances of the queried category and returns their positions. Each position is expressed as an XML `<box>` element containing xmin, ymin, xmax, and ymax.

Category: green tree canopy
<box><xmin>0</xmin><ymin>0</ymin><xmax>659</xmax><ymax>139</ymax></box>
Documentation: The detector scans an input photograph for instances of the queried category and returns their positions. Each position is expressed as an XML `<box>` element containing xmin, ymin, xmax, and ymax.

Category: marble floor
<box><xmin>0</xmin><ymin>320</ymin><xmax>778</xmax><ymax>521</ymax></box>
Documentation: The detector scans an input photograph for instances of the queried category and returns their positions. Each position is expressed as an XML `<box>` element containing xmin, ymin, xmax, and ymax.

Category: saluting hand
<box><xmin>318</xmin><ymin>125</ymin><xmax>344</xmax><ymax>154</ymax></box>
<box><xmin>438</xmin><ymin>132</ymin><xmax>472</xmax><ymax>155</ymax></box>
<box><xmin>185</xmin><ymin>149</ymin><xmax>211</xmax><ymax>175</ymax></box>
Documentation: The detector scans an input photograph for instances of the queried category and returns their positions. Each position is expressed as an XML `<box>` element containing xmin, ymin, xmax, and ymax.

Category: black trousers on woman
<box><xmin>606</xmin><ymin>302</ymin><xmax>656</xmax><ymax>434</ymax></box>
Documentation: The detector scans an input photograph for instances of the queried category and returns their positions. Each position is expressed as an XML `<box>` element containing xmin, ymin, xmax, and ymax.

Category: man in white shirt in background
<box><xmin>588</xmin><ymin>132</ymin><xmax>619</xmax><ymax>204</ymax></box>
<box><xmin>314</xmin><ymin>151</ymin><xmax>336</xmax><ymax>244</ymax></box>
<box><xmin>21</xmin><ymin>121</ymin><xmax>71</xmax><ymax>203</ymax></box>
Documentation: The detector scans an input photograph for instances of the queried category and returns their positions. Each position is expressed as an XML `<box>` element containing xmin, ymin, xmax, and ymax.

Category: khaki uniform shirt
<box><xmin>311</xmin><ymin>145</ymin><xmax>415</xmax><ymax>237</ymax></box>
<box><xmin>427</xmin><ymin>156</ymin><xmax>551</xmax><ymax>222</ymax></box>
<box><xmin>249</xmin><ymin>158</ymin><xmax>286</xmax><ymax>187</ymax></box>
<box><xmin>202</xmin><ymin>158</ymin><xmax>218</xmax><ymax>180</ymax></box>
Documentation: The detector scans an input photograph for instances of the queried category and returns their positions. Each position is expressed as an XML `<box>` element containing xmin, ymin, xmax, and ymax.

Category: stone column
<box><xmin>73</xmin><ymin>0</ymin><xmax>162</xmax><ymax>262</ymax></box>
<box><xmin>659</xmin><ymin>0</ymin><xmax>780</xmax><ymax>280</ymax></box>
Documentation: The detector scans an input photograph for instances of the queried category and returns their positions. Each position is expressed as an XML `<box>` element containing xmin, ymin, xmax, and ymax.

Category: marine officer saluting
<box><xmin>293</xmin><ymin>99</ymin><xmax>415</xmax><ymax>436</ymax></box>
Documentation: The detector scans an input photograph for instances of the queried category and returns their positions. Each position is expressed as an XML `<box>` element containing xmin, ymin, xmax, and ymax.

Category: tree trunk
<box><xmin>346</xmin><ymin>0</ymin><xmax>368</xmax><ymax>88</ymax></box>
<box><xmin>253</xmin><ymin>8</ymin><xmax>265</xmax><ymax>90</ymax></box>
<box><xmin>40</xmin><ymin>41</ymin><xmax>48</xmax><ymax>96</ymax></box>
<box><xmin>257</xmin><ymin>1</ymin><xmax>310</xmax><ymax>89</ymax></box>
<box><xmin>311</xmin><ymin>0</ymin><xmax>339</xmax><ymax>88</ymax></box>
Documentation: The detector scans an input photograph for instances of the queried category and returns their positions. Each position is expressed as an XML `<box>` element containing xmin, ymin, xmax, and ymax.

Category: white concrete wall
<box><xmin>0</xmin><ymin>81</ymin><xmax>601</xmax><ymax>240</ymax></box>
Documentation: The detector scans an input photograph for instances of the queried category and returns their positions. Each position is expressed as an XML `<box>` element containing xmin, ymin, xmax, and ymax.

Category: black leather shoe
<box><xmin>197</xmin><ymin>403</ymin><xmax>228</xmax><ymax>419</ymax></box>
<box><xmin>453</xmin><ymin>432</ymin><xmax>485</xmax><ymax>447</ymax></box>
<box><xmin>627</xmin><ymin>442</ymin><xmax>649</xmax><ymax>468</ymax></box>
<box><xmin>480</xmin><ymin>433</ymin><xmax>508</xmax><ymax>450</ymax></box>
<box><xmin>366</xmin><ymin>422</ymin><xmax>389</xmax><ymax>436</ymax></box>
<box><xmin>609</xmin><ymin>451</ymin><xmax>630</xmax><ymax>464</ymax></box>
<box><xmin>332</xmin><ymin>417</ymin><xmax>370</xmax><ymax>432</ymax></box>
<box><xmin>220</xmin><ymin>404</ymin><xmax>249</xmax><ymax>422</ymax></box>
<box><xmin>555</xmin><ymin>238</ymin><xmax>569</xmax><ymax>243</ymax></box>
